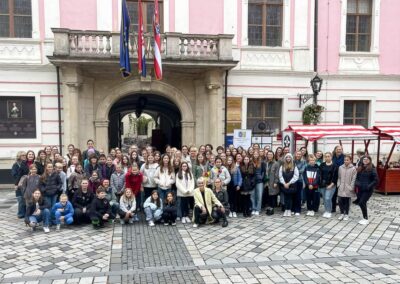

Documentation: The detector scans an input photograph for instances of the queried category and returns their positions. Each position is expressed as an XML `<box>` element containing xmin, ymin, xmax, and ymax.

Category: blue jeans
<box><xmin>320</xmin><ymin>186</ymin><xmax>336</xmax><ymax>213</ymax></box>
<box><xmin>158</xmin><ymin>188</ymin><xmax>171</xmax><ymax>203</ymax></box>
<box><xmin>251</xmin><ymin>183</ymin><xmax>263</xmax><ymax>212</ymax></box>
<box><xmin>54</xmin><ymin>211</ymin><xmax>74</xmax><ymax>225</ymax></box>
<box><xmin>29</xmin><ymin>208</ymin><xmax>50</xmax><ymax>227</ymax></box>
<box><xmin>45</xmin><ymin>195</ymin><xmax>58</xmax><ymax>211</ymax></box>
<box><xmin>144</xmin><ymin>207</ymin><xmax>163</xmax><ymax>221</ymax></box>
<box><xmin>17</xmin><ymin>196</ymin><xmax>26</xmax><ymax>218</ymax></box>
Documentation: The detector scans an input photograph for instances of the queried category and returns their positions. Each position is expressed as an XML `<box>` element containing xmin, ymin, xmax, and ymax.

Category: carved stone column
<box><xmin>64</xmin><ymin>82</ymin><xmax>82</xmax><ymax>150</ymax></box>
<box><xmin>94</xmin><ymin>120</ymin><xmax>109</xmax><ymax>153</ymax></box>
<box><xmin>181</xmin><ymin>120</ymin><xmax>196</xmax><ymax>146</ymax></box>
<box><xmin>205</xmin><ymin>70</ymin><xmax>224</xmax><ymax>148</ymax></box>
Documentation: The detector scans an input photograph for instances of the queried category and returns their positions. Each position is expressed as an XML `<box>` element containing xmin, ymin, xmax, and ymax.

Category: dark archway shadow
<box><xmin>108</xmin><ymin>93</ymin><xmax>182</xmax><ymax>151</ymax></box>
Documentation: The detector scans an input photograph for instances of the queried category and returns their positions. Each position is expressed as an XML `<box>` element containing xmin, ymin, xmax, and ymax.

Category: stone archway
<box><xmin>94</xmin><ymin>79</ymin><xmax>195</xmax><ymax>152</ymax></box>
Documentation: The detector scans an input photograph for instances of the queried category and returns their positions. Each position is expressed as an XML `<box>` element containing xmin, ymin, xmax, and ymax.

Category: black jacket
<box><xmin>214</xmin><ymin>190</ymin><xmax>229</xmax><ymax>209</ymax></box>
<box><xmin>11</xmin><ymin>161</ymin><xmax>29</xmax><ymax>186</ymax></box>
<box><xmin>72</xmin><ymin>190</ymin><xmax>94</xmax><ymax>209</ymax></box>
<box><xmin>319</xmin><ymin>162</ymin><xmax>338</xmax><ymax>188</ymax></box>
<box><xmin>163</xmin><ymin>201</ymin><xmax>177</xmax><ymax>214</ymax></box>
<box><xmin>34</xmin><ymin>161</ymin><xmax>46</xmax><ymax>176</ymax></box>
<box><xmin>90</xmin><ymin>197</ymin><xmax>111</xmax><ymax>219</ymax></box>
<box><xmin>355</xmin><ymin>168</ymin><xmax>378</xmax><ymax>192</ymax></box>
<box><xmin>40</xmin><ymin>172</ymin><xmax>62</xmax><ymax>197</ymax></box>
<box><xmin>240</xmin><ymin>165</ymin><xmax>255</xmax><ymax>193</ymax></box>
<box><xmin>25</xmin><ymin>198</ymin><xmax>50</xmax><ymax>223</ymax></box>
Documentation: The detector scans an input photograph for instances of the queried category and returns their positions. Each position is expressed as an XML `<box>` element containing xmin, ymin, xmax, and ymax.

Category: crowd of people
<box><xmin>11</xmin><ymin>140</ymin><xmax>379</xmax><ymax>233</ymax></box>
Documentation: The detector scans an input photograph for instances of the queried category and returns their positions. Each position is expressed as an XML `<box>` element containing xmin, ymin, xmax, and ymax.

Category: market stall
<box><xmin>278</xmin><ymin>125</ymin><xmax>378</xmax><ymax>158</ymax></box>
<box><xmin>372</xmin><ymin>126</ymin><xmax>400</xmax><ymax>194</ymax></box>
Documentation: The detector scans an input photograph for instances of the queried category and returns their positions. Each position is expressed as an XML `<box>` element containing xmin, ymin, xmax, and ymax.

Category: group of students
<box><xmin>11</xmin><ymin>140</ymin><xmax>378</xmax><ymax>233</ymax></box>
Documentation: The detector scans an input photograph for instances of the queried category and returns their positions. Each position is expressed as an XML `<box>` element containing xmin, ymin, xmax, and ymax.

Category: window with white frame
<box><xmin>247</xmin><ymin>99</ymin><xmax>282</xmax><ymax>134</ymax></box>
<box><xmin>0</xmin><ymin>0</ymin><xmax>32</xmax><ymax>38</ymax></box>
<box><xmin>346</xmin><ymin>0</ymin><xmax>372</xmax><ymax>52</ymax></box>
<box><xmin>248</xmin><ymin>0</ymin><xmax>283</xmax><ymax>47</ymax></box>
<box><xmin>127</xmin><ymin>0</ymin><xmax>164</xmax><ymax>33</ymax></box>
<box><xmin>343</xmin><ymin>100</ymin><xmax>369</xmax><ymax>127</ymax></box>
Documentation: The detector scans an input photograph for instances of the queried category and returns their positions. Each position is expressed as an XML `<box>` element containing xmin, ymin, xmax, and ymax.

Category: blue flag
<box><xmin>119</xmin><ymin>0</ymin><xmax>131</xmax><ymax>77</ymax></box>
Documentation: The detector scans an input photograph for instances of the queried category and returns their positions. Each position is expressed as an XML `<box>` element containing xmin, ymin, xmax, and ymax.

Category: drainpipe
<box><xmin>313</xmin><ymin>0</ymin><xmax>319</xmax><ymax>154</ymax></box>
<box><xmin>224</xmin><ymin>70</ymin><xmax>229</xmax><ymax>147</ymax></box>
<box><xmin>56</xmin><ymin>66</ymin><xmax>62</xmax><ymax>155</ymax></box>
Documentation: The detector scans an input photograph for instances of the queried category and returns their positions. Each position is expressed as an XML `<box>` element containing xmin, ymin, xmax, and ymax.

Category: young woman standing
<box><xmin>337</xmin><ymin>155</ymin><xmax>357</xmax><ymax>221</ymax></box>
<box><xmin>355</xmin><ymin>156</ymin><xmax>378</xmax><ymax>225</ymax></box>
<box><xmin>320</xmin><ymin>152</ymin><xmax>338</xmax><ymax>218</ymax></box>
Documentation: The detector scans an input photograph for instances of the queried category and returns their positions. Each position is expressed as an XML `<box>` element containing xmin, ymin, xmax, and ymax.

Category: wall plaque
<box><xmin>0</xmin><ymin>96</ymin><xmax>36</xmax><ymax>139</ymax></box>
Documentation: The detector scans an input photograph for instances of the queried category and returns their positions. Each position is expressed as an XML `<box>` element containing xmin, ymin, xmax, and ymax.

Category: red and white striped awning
<box><xmin>373</xmin><ymin>126</ymin><xmax>400</xmax><ymax>143</ymax></box>
<box><xmin>281</xmin><ymin>125</ymin><xmax>378</xmax><ymax>142</ymax></box>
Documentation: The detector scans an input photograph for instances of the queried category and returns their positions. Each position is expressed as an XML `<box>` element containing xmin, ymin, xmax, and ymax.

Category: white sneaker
<box><xmin>306</xmin><ymin>211</ymin><xmax>311</xmax><ymax>216</ymax></box>
<box><xmin>193</xmin><ymin>223</ymin><xmax>198</xmax><ymax>228</ymax></box>
<box><xmin>251</xmin><ymin>210</ymin><xmax>255</xmax><ymax>215</ymax></box>
<box><xmin>343</xmin><ymin>215</ymin><xmax>349</xmax><ymax>221</ymax></box>
<box><xmin>233</xmin><ymin>212</ymin><xmax>237</xmax><ymax>218</ymax></box>
<box><xmin>325</xmin><ymin>213</ymin><xmax>332</xmax><ymax>218</ymax></box>
<box><xmin>359</xmin><ymin>218</ymin><xmax>369</xmax><ymax>225</ymax></box>
<box><xmin>338</xmin><ymin>214</ymin><xmax>344</xmax><ymax>220</ymax></box>
<box><xmin>43</xmin><ymin>226</ymin><xmax>50</xmax><ymax>233</ymax></box>
<box><xmin>322</xmin><ymin>212</ymin><xmax>328</xmax><ymax>218</ymax></box>
<box><xmin>295</xmin><ymin>213</ymin><xmax>300</xmax><ymax>216</ymax></box>
<box><xmin>56</xmin><ymin>224</ymin><xmax>61</xmax><ymax>231</ymax></box>
<box><xmin>164</xmin><ymin>222</ymin><xmax>169</xmax><ymax>226</ymax></box>
<box><xmin>185</xmin><ymin>217</ymin><xmax>191</xmax><ymax>223</ymax></box>
<box><xmin>148</xmin><ymin>220</ymin><xmax>155</xmax><ymax>227</ymax></box>
<box><xmin>129</xmin><ymin>218</ymin><xmax>134</xmax><ymax>224</ymax></box>
<box><xmin>309</xmin><ymin>211</ymin><xmax>315</xmax><ymax>217</ymax></box>
<box><xmin>287</xmin><ymin>210</ymin><xmax>292</xmax><ymax>217</ymax></box>
<box><xmin>171</xmin><ymin>222</ymin><xmax>176</xmax><ymax>226</ymax></box>
<box><xmin>120</xmin><ymin>219</ymin><xmax>125</xmax><ymax>225</ymax></box>
<box><xmin>176</xmin><ymin>217</ymin><xmax>181</xmax><ymax>221</ymax></box>
<box><xmin>283</xmin><ymin>210</ymin><xmax>288</xmax><ymax>217</ymax></box>
<box><xmin>229</xmin><ymin>212</ymin><xmax>233</xmax><ymax>218</ymax></box>
<box><xmin>182</xmin><ymin>217</ymin><xmax>186</xmax><ymax>224</ymax></box>
<box><xmin>255</xmin><ymin>211</ymin><xmax>259</xmax><ymax>216</ymax></box>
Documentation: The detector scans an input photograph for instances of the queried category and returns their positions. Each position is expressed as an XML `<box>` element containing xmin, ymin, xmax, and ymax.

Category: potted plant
<box><xmin>302</xmin><ymin>104</ymin><xmax>325</xmax><ymax>125</ymax></box>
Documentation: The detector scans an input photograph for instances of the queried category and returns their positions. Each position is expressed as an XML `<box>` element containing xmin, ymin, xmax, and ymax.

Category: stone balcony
<box><xmin>49</xmin><ymin>28</ymin><xmax>237</xmax><ymax>71</ymax></box>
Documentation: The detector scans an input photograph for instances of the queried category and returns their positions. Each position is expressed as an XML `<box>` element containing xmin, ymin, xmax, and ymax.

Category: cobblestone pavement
<box><xmin>0</xmin><ymin>189</ymin><xmax>400</xmax><ymax>284</ymax></box>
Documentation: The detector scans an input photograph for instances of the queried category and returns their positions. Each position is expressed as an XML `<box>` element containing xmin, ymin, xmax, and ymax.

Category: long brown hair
<box><xmin>159</xmin><ymin>154</ymin><xmax>173</xmax><ymax>175</ymax></box>
<box><xmin>30</xmin><ymin>189</ymin><xmax>43</xmax><ymax>204</ymax></box>
<box><xmin>150</xmin><ymin>190</ymin><xmax>161</xmax><ymax>207</ymax></box>
<box><xmin>357</xmin><ymin>156</ymin><xmax>373</xmax><ymax>172</ymax></box>
<box><xmin>177</xmin><ymin>162</ymin><xmax>192</xmax><ymax>180</ymax></box>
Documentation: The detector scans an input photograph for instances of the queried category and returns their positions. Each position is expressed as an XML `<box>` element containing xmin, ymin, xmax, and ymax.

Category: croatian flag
<box><xmin>137</xmin><ymin>0</ymin><xmax>146</xmax><ymax>77</ymax></box>
<box><xmin>119</xmin><ymin>0</ymin><xmax>131</xmax><ymax>77</ymax></box>
<box><xmin>153</xmin><ymin>0</ymin><xmax>162</xmax><ymax>80</ymax></box>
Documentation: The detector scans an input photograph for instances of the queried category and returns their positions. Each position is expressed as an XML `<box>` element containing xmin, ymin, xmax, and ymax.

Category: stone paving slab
<box><xmin>1</xmin><ymin>191</ymin><xmax>400</xmax><ymax>284</ymax></box>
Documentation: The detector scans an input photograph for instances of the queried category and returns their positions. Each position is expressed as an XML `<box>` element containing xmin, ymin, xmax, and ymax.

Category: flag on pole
<box><xmin>153</xmin><ymin>0</ymin><xmax>162</xmax><ymax>80</ymax></box>
<box><xmin>137</xmin><ymin>0</ymin><xmax>146</xmax><ymax>77</ymax></box>
<box><xmin>119</xmin><ymin>0</ymin><xmax>131</xmax><ymax>78</ymax></box>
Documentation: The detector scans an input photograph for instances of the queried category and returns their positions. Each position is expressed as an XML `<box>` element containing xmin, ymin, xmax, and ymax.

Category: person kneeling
<box><xmin>143</xmin><ymin>190</ymin><xmax>163</xmax><ymax>227</ymax></box>
<box><xmin>192</xmin><ymin>178</ymin><xmax>226</xmax><ymax>228</ymax></box>
<box><xmin>118</xmin><ymin>188</ymin><xmax>137</xmax><ymax>224</ymax></box>
<box><xmin>25</xmin><ymin>189</ymin><xmax>51</xmax><ymax>233</ymax></box>
<box><xmin>52</xmin><ymin>194</ymin><xmax>74</xmax><ymax>231</ymax></box>
<box><xmin>90</xmin><ymin>187</ymin><xmax>115</xmax><ymax>228</ymax></box>
<box><xmin>162</xmin><ymin>192</ymin><xmax>177</xmax><ymax>226</ymax></box>
<box><xmin>212</xmin><ymin>178</ymin><xmax>229</xmax><ymax>227</ymax></box>
<box><xmin>72</xmin><ymin>179</ymin><xmax>94</xmax><ymax>224</ymax></box>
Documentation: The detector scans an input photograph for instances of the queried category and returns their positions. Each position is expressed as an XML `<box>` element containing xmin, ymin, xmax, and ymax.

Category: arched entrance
<box><xmin>94</xmin><ymin>80</ymin><xmax>195</xmax><ymax>153</ymax></box>
<box><xmin>108</xmin><ymin>93</ymin><xmax>182</xmax><ymax>151</ymax></box>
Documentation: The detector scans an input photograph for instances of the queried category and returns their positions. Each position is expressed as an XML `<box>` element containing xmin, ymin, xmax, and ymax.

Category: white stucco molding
<box><xmin>0</xmin><ymin>39</ymin><xmax>42</xmax><ymax>64</ymax></box>
<box><xmin>240</xmin><ymin>47</ymin><xmax>291</xmax><ymax>70</ymax></box>
<box><xmin>339</xmin><ymin>0</ymin><xmax>381</xmax><ymax>74</ymax></box>
<box><xmin>241</xmin><ymin>0</ymin><xmax>290</xmax><ymax>48</ymax></box>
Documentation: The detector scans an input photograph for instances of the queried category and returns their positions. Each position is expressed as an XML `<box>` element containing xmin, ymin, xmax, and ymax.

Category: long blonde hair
<box><xmin>283</xmin><ymin>154</ymin><xmax>294</xmax><ymax>171</ymax></box>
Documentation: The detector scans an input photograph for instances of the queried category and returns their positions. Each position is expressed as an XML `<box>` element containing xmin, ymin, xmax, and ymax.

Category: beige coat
<box><xmin>193</xmin><ymin>187</ymin><xmax>222</xmax><ymax>223</ymax></box>
<box><xmin>337</xmin><ymin>164</ymin><xmax>357</xmax><ymax>198</ymax></box>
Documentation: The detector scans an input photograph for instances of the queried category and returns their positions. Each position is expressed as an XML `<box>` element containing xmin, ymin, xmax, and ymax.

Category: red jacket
<box><xmin>125</xmin><ymin>170</ymin><xmax>143</xmax><ymax>196</ymax></box>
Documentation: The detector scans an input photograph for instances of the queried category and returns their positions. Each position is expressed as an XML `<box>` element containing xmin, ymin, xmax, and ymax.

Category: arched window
<box><xmin>0</xmin><ymin>0</ymin><xmax>32</xmax><ymax>38</ymax></box>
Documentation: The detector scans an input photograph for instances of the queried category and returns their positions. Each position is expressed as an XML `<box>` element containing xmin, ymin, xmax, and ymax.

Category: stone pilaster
<box><xmin>181</xmin><ymin>120</ymin><xmax>196</xmax><ymax>146</ymax></box>
<box><xmin>94</xmin><ymin>120</ymin><xmax>109</xmax><ymax>153</ymax></box>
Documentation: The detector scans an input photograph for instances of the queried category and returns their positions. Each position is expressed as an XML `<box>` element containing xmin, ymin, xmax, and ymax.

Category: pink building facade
<box><xmin>0</xmin><ymin>0</ymin><xmax>399</xmax><ymax>176</ymax></box>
